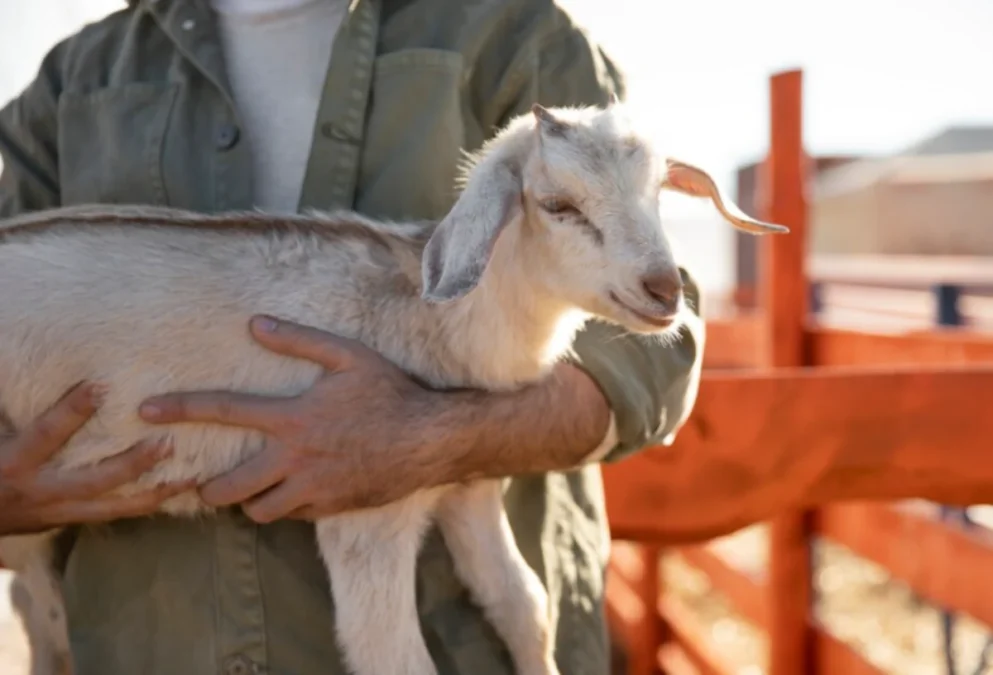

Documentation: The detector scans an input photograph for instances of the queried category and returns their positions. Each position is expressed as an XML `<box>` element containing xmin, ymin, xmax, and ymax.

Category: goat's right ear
<box><xmin>421</xmin><ymin>160</ymin><xmax>522</xmax><ymax>303</ymax></box>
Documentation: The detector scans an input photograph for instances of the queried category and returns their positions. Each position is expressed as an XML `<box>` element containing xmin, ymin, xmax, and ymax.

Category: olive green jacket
<box><xmin>0</xmin><ymin>1</ymin><xmax>704</xmax><ymax>673</ymax></box>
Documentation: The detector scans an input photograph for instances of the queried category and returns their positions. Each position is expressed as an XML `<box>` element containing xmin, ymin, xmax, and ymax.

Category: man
<box><xmin>0</xmin><ymin>0</ymin><xmax>704</xmax><ymax>673</ymax></box>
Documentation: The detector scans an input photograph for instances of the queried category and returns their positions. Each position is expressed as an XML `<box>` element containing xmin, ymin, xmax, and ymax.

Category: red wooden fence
<box><xmin>602</xmin><ymin>68</ymin><xmax>993</xmax><ymax>674</ymax></box>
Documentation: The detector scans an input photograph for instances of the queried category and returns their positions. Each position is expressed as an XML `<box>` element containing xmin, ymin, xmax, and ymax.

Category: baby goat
<box><xmin>0</xmin><ymin>101</ymin><xmax>787</xmax><ymax>675</ymax></box>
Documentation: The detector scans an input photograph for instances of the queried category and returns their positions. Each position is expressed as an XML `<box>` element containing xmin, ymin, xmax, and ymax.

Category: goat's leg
<box><xmin>0</xmin><ymin>531</ymin><xmax>73</xmax><ymax>675</ymax></box>
<box><xmin>438</xmin><ymin>480</ymin><xmax>559</xmax><ymax>675</ymax></box>
<box><xmin>315</xmin><ymin>488</ymin><xmax>442</xmax><ymax>675</ymax></box>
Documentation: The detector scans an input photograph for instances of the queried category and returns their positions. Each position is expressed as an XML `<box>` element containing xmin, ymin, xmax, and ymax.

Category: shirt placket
<box><xmin>142</xmin><ymin>3</ymin><xmax>269</xmax><ymax>673</ymax></box>
<box><xmin>297</xmin><ymin>0</ymin><xmax>380</xmax><ymax>212</ymax></box>
<box><xmin>145</xmin><ymin>0</ymin><xmax>255</xmax><ymax>213</ymax></box>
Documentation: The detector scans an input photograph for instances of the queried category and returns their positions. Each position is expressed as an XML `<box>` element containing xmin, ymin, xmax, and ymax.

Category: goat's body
<box><xmin>0</xmin><ymin>206</ymin><xmax>570</xmax><ymax>675</ymax></box>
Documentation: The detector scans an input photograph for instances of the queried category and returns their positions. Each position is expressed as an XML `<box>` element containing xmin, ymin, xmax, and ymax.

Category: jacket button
<box><xmin>222</xmin><ymin>654</ymin><xmax>256</xmax><ymax>675</ymax></box>
<box><xmin>216</xmin><ymin>123</ymin><xmax>240</xmax><ymax>151</ymax></box>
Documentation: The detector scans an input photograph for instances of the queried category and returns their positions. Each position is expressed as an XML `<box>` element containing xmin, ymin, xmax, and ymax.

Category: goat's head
<box><xmin>421</xmin><ymin>100</ymin><xmax>788</xmax><ymax>335</ymax></box>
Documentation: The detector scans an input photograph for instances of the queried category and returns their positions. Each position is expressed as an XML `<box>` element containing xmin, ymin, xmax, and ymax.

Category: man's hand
<box><xmin>138</xmin><ymin>316</ymin><xmax>442</xmax><ymax>524</ymax></box>
<box><xmin>0</xmin><ymin>382</ymin><xmax>193</xmax><ymax>537</ymax></box>
<box><xmin>138</xmin><ymin>315</ymin><xmax>613</xmax><ymax>525</ymax></box>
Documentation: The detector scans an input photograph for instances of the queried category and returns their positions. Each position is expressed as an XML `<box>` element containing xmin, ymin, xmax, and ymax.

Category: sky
<box><xmin>0</xmin><ymin>0</ymin><xmax>990</xmax><ymax>293</ymax></box>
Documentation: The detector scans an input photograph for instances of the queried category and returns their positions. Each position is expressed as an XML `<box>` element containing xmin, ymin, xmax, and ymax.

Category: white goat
<box><xmin>0</xmin><ymin>101</ymin><xmax>787</xmax><ymax>675</ymax></box>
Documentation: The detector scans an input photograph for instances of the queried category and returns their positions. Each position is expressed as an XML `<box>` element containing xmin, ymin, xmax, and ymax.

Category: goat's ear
<box><xmin>421</xmin><ymin>160</ymin><xmax>522</xmax><ymax>303</ymax></box>
<box><xmin>532</xmin><ymin>104</ymin><xmax>570</xmax><ymax>137</ymax></box>
<box><xmin>661</xmin><ymin>158</ymin><xmax>790</xmax><ymax>235</ymax></box>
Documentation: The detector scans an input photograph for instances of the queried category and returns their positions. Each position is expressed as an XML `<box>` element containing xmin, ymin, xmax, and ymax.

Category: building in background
<box><xmin>731</xmin><ymin>125</ymin><xmax>993</xmax><ymax>310</ymax></box>
<box><xmin>811</xmin><ymin>125</ymin><xmax>993</xmax><ymax>256</ymax></box>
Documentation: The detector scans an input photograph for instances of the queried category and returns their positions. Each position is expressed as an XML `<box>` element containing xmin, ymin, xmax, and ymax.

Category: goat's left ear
<box><xmin>421</xmin><ymin>159</ymin><xmax>522</xmax><ymax>303</ymax></box>
<box><xmin>662</xmin><ymin>158</ymin><xmax>790</xmax><ymax>235</ymax></box>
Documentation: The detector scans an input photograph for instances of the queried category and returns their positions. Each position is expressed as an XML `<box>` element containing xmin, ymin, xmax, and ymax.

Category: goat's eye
<box><xmin>539</xmin><ymin>198</ymin><xmax>580</xmax><ymax>216</ymax></box>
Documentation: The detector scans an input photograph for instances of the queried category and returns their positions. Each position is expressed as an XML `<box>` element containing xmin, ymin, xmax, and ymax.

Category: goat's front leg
<box><xmin>0</xmin><ymin>531</ymin><xmax>73</xmax><ymax>675</ymax></box>
<box><xmin>315</xmin><ymin>488</ymin><xmax>442</xmax><ymax>675</ymax></box>
<box><xmin>438</xmin><ymin>480</ymin><xmax>559</xmax><ymax>675</ymax></box>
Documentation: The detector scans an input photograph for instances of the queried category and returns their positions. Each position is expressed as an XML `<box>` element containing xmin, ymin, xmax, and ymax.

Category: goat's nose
<box><xmin>642</xmin><ymin>271</ymin><xmax>683</xmax><ymax>312</ymax></box>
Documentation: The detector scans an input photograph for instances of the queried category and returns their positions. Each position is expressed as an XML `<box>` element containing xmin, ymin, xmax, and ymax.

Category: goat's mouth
<box><xmin>608</xmin><ymin>291</ymin><xmax>676</xmax><ymax>329</ymax></box>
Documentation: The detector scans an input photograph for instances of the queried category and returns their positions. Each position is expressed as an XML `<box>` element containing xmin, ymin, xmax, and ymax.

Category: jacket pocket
<box><xmin>57</xmin><ymin>82</ymin><xmax>178</xmax><ymax>206</ymax></box>
<box><xmin>355</xmin><ymin>48</ymin><xmax>467</xmax><ymax>222</ymax></box>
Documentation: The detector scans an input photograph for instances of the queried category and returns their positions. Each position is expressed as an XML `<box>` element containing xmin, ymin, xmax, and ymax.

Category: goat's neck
<box><xmin>433</xmin><ymin>227</ymin><xmax>589</xmax><ymax>390</ymax></box>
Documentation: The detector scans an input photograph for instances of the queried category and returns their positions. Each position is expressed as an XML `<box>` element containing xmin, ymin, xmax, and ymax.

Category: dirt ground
<box><xmin>662</xmin><ymin>521</ymin><xmax>993</xmax><ymax>675</ymax></box>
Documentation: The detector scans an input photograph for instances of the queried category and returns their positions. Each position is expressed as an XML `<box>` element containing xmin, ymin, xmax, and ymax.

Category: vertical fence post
<box><xmin>934</xmin><ymin>282</ymin><xmax>967</xmax><ymax>675</ymax></box>
<box><xmin>761</xmin><ymin>68</ymin><xmax>815</xmax><ymax>675</ymax></box>
<box><xmin>634</xmin><ymin>545</ymin><xmax>665</xmax><ymax>675</ymax></box>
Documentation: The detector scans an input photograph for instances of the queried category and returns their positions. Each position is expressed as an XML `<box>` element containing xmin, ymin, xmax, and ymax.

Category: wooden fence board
<box><xmin>603</xmin><ymin>366</ymin><xmax>993</xmax><ymax>545</ymax></box>
<box><xmin>658</xmin><ymin>596</ymin><xmax>739</xmax><ymax>675</ymax></box>
<box><xmin>606</xmin><ymin>544</ymin><xmax>665</xmax><ymax>675</ymax></box>
<box><xmin>817</xmin><ymin>502</ymin><xmax>993</xmax><ymax>628</ymax></box>
<box><xmin>670</xmin><ymin>548</ymin><xmax>886</xmax><ymax>675</ymax></box>
<box><xmin>813</xmin><ymin>620</ymin><xmax>887</xmax><ymax>675</ymax></box>
<box><xmin>677</xmin><ymin>547</ymin><xmax>768</xmax><ymax>628</ymax></box>
<box><xmin>760</xmin><ymin>68</ymin><xmax>812</xmax><ymax>675</ymax></box>
<box><xmin>700</xmin><ymin>315</ymin><xmax>765</xmax><ymax>370</ymax></box>
<box><xmin>809</xmin><ymin>326</ymin><xmax>993</xmax><ymax>366</ymax></box>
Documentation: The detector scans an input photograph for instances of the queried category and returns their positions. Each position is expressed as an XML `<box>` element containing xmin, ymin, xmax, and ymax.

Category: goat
<box><xmin>0</xmin><ymin>101</ymin><xmax>787</xmax><ymax>675</ymax></box>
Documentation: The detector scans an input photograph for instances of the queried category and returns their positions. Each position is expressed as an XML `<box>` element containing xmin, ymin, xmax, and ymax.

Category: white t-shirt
<box><xmin>210</xmin><ymin>0</ymin><xmax>349</xmax><ymax>213</ymax></box>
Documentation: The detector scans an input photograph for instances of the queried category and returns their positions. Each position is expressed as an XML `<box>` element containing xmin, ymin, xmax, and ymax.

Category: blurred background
<box><xmin>0</xmin><ymin>1</ymin><xmax>991</xmax><ymax>673</ymax></box>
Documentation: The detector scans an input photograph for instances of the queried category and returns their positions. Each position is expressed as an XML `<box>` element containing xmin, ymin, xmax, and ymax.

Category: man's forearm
<box><xmin>412</xmin><ymin>362</ymin><xmax>614</xmax><ymax>486</ymax></box>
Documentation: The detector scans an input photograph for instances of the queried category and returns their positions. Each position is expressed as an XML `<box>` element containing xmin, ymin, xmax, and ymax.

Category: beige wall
<box><xmin>811</xmin><ymin>186</ymin><xmax>882</xmax><ymax>254</ymax></box>
<box><xmin>879</xmin><ymin>179</ymin><xmax>993</xmax><ymax>254</ymax></box>
<box><xmin>810</xmin><ymin>154</ymin><xmax>993</xmax><ymax>256</ymax></box>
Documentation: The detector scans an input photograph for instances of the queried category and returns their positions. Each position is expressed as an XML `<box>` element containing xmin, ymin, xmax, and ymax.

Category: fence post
<box><xmin>761</xmin><ymin>68</ymin><xmax>816</xmax><ymax>675</ymax></box>
<box><xmin>636</xmin><ymin>545</ymin><xmax>666</xmax><ymax>675</ymax></box>
<box><xmin>934</xmin><ymin>282</ymin><xmax>967</xmax><ymax>675</ymax></box>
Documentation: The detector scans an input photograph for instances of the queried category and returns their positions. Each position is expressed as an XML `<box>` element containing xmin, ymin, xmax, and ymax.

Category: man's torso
<box><xmin>34</xmin><ymin>1</ymin><xmax>617</xmax><ymax>673</ymax></box>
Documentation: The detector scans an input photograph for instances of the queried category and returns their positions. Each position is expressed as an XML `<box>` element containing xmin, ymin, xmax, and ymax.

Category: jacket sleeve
<box><xmin>491</xmin><ymin>9</ymin><xmax>706</xmax><ymax>463</ymax></box>
<box><xmin>0</xmin><ymin>38</ymin><xmax>67</xmax><ymax>217</ymax></box>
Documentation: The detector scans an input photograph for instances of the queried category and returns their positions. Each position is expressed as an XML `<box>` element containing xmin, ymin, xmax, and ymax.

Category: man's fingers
<box><xmin>249</xmin><ymin>315</ymin><xmax>371</xmax><ymax>371</ymax></box>
<box><xmin>40</xmin><ymin>478</ymin><xmax>197</xmax><ymax>526</ymax></box>
<box><xmin>242</xmin><ymin>479</ymin><xmax>309</xmax><ymax>524</ymax></box>
<box><xmin>6</xmin><ymin>381</ymin><xmax>104</xmax><ymax>470</ymax></box>
<box><xmin>197</xmin><ymin>445</ymin><xmax>287</xmax><ymax>507</ymax></box>
<box><xmin>139</xmin><ymin>390</ymin><xmax>280</xmax><ymax>430</ymax></box>
<box><xmin>33</xmin><ymin>437</ymin><xmax>173</xmax><ymax>501</ymax></box>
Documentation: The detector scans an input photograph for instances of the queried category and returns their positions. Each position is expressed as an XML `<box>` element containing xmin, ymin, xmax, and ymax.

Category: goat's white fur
<box><xmin>0</xmin><ymin>102</ymin><xmax>785</xmax><ymax>675</ymax></box>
